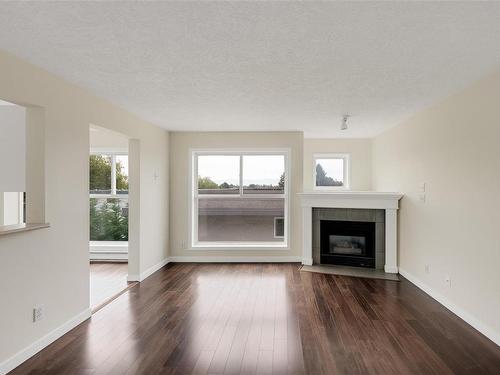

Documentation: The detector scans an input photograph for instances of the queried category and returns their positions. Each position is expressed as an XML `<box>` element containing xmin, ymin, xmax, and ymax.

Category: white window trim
<box><xmin>312</xmin><ymin>153</ymin><xmax>350</xmax><ymax>190</ymax></box>
<box><xmin>189</xmin><ymin>148</ymin><xmax>290</xmax><ymax>250</ymax></box>
<box><xmin>89</xmin><ymin>151</ymin><xmax>128</xmax><ymax>197</ymax></box>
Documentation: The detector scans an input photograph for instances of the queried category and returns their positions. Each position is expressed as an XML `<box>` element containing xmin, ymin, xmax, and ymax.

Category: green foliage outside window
<box><xmin>198</xmin><ymin>176</ymin><xmax>220</xmax><ymax>189</ymax></box>
<box><xmin>90</xmin><ymin>198</ymin><xmax>128</xmax><ymax>241</ymax></box>
<box><xmin>89</xmin><ymin>154</ymin><xmax>129</xmax><ymax>241</ymax></box>
<box><xmin>89</xmin><ymin>155</ymin><xmax>128</xmax><ymax>192</ymax></box>
<box><xmin>315</xmin><ymin>163</ymin><xmax>342</xmax><ymax>186</ymax></box>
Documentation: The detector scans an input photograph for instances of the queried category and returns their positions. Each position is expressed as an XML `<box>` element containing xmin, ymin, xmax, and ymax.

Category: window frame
<box><xmin>312</xmin><ymin>153</ymin><xmax>350</xmax><ymax>191</ymax></box>
<box><xmin>89</xmin><ymin>150</ymin><xmax>129</xmax><ymax>199</ymax></box>
<box><xmin>189</xmin><ymin>148</ymin><xmax>290</xmax><ymax>250</ymax></box>
<box><xmin>89</xmin><ymin>150</ymin><xmax>129</xmax><ymax>248</ymax></box>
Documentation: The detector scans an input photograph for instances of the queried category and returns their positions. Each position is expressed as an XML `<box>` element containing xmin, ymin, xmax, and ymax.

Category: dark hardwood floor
<box><xmin>11</xmin><ymin>263</ymin><xmax>500</xmax><ymax>374</ymax></box>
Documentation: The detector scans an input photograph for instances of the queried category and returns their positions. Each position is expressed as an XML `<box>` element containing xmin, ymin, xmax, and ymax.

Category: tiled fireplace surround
<box><xmin>299</xmin><ymin>192</ymin><xmax>403</xmax><ymax>273</ymax></box>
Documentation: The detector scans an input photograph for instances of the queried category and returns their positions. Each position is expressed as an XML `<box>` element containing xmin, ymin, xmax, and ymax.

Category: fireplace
<box><xmin>320</xmin><ymin>220</ymin><xmax>375</xmax><ymax>268</ymax></box>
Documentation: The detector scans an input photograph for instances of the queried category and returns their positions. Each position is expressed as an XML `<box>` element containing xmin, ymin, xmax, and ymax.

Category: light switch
<box><xmin>418</xmin><ymin>194</ymin><xmax>426</xmax><ymax>203</ymax></box>
<box><xmin>418</xmin><ymin>182</ymin><xmax>426</xmax><ymax>192</ymax></box>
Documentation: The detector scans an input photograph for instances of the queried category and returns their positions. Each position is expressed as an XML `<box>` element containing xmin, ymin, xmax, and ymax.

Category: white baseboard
<box><xmin>90</xmin><ymin>242</ymin><xmax>128</xmax><ymax>261</ymax></box>
<box><xmin>384</xmin><ymin>265</ymin><xmax>399</xmax><ymax>274</ymax></box>
<box><xmin>168</xmin><ymin>256</ymin><xmax>302</xmax><ymax>263</ymax></box>
<box><xmin>399</xmin><ymin>268</ymin><xmax>500</xmax><ymax>347</ymax></box>
<box><xmin>301</xmin><ymin>257</ymin><xmax>313</xmax><ymax>265</ymax></box>
<box><xmin>0</xmin><ymin>308</ymin><xmax>91</xmax><ymax>375</ymax></box>
<box><xmin>127</xmin><ymin>257</ymin><xmax>169</xmax><ymax>282</ymax></box>
<box><xmin>90</xmin><ymin>253</ymin><xmax>128</xmax><ymax>261</ymax></box>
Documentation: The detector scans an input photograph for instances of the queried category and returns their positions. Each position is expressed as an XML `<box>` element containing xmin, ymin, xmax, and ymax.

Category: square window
<box><xmin>313</xmin><ymin>154</ymin><xmax>349</xmax><ymax>189</ymax></box>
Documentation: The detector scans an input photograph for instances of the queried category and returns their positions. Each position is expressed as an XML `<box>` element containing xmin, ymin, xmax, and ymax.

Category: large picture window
<box><xmin>191</xmin><ymin>150</ymin><xmax>289</xmax><ymax>248</ymax></box>
<box><xmin>89</xmin><ymin>153</ymin><xmax>128</xmax><ymax>242</ymax></box>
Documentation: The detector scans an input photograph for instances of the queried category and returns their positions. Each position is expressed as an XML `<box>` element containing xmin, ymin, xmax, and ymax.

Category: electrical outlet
<box><xmin>33</xmin><ymin>305</ymin><xmax>44</xmax><ymax>323</ymax></box>
<box><xmin>445</xmin><ymin>275</ymin><xmax>452</xmax><ymax>288</ymax></box>
<box><xmin>425</xmin><ymin>264</ymin><xmax>431</xmax><ymax>274</ymax></box>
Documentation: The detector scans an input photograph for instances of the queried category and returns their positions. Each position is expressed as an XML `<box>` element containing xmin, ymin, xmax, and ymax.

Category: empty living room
<box><xmin>1</xmin><ymin>1</ymin><xmax>500</xmax><ymax>374</ymax></box>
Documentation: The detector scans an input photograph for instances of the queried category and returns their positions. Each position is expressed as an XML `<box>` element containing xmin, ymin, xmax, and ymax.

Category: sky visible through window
<box><xmin>116</xmin><ymin>155</ymin><xmax>129</xmax><ymax>177</ymax></box>
<box><xmin>198</xmin><ymin>155</ymin><xmax>284</xmax><ymax>186</ymax></box>
<box><xmin>316</xmin><ymin>158</ymin><xmax>344</xmax><ymax>182</ymax></box>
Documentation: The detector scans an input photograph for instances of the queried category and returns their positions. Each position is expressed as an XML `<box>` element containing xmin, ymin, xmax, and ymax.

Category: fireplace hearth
<box><xmin>320</xmin><ymin>220</ymin><xmax>375</xmax><ymax>268</ymax></box>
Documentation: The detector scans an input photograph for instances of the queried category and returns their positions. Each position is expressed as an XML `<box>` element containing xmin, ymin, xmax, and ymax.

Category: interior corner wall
<box><xmin>169</xmin><ymin>131</ymin><xmax>303</xmax><ymax>261</ymax></box>
<box><xmin>0</xmin><ymin>49</ymin><xmax>169</xmax><ymax>369</ymax></box>
<box><xmin>372</xmin><ymin>70</ymin><xmax>500</xmax><ymax>345</ymax></box>
<box><xmin>303</xmin><ymin>138</ymin><xmax>372</xmax><ymax>191</ymax></box>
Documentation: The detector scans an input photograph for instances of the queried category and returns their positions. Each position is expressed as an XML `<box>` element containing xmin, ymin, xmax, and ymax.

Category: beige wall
<box><xmin>372</xmin><ymin>70</ymin><xmax>500</xmax><ymax>344</ymax></box>
<box><xmin>303</xmin><ymin>138</ymin><xmax>372</xmax><ymax>191</ymax></box>
<box><xmin>0</xmin><ymin>50</ymin><xmax>169</xmax><ymax>367</ymax></box>
<box><xmin>89</xmin><ymin>125</ymin><xmax>129</xmax><ymax>151</ymax></box>
<box><xmin>169</xmin><ymin>132</ymin><xmax>303</xmax><ymax>260</ymax></box>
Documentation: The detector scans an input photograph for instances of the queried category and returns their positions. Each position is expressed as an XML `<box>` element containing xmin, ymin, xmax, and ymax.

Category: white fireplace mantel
<box><xmin>299</xmin><ymin>191</ymin><xmax>403</xmax><ymax>273</ymax></box>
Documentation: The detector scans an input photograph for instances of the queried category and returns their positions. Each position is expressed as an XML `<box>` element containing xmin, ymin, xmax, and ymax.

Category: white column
<box><xmin>127</xmin><ymin>139</ymin><xmax>141</xmax><ymax>282</ymax></box>
<box><xmin>385</xmin><ymin>208</ymin><xmax>398</xmax><ymax>273</ymax></box>
<box><xmin>302</xmin><ymin>205</ymin><xmax>313</xmax><ymax>265</ymax></box>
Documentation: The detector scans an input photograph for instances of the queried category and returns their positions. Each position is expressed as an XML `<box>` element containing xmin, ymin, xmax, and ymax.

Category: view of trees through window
<box><xmin>197</xmin><ymin>154</ymin><xmax>285</xmax><ymax>194</ymax></box>
<box><xmin>90</xmin><ymin>198</ymin><xmax>128</xmax><ymax>241</ymax></box>
<box><xmin>89</xmin><ymin>154</ymin><xmax>129</xmax><ymax>241</ymax></box>
<box><xmin>315</xmin><ymin>158</ymin><xmax>344</xmax><ymax>187</ymax></box>
<box><xmin>198</xmin><ymin>173</ymin><xmax>285</xmax><ymax>191</ymax></box>
<box><xmin>89</xmin><ymin>155</ymin><xmax>128</xmax><ymax>194</ymax></box>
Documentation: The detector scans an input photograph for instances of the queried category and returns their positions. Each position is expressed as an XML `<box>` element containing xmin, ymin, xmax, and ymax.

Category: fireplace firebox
<box><xmin>320</xmin><ymin>220</ymin><xmax>375</xmax><ymax>268</ymax></box>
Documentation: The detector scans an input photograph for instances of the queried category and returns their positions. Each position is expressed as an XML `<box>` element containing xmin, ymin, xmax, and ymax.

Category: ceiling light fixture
<box><xmin>341</xmin><ymin>115</ymin><xmax>350</xmax><ymax>130</ymax></box>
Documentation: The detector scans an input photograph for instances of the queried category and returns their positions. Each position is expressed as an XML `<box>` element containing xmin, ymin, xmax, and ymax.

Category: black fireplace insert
<box><xmin>320</xmin><ymin>220</ymin><xmax>375</xmax><ymax>268</ymax></box>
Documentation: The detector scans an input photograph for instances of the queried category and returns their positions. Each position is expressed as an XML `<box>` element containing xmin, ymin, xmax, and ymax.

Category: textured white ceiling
<box><xmin>1</xmin><ymin>2</ymin><xmax>500</xmax><ymax>138</ymax></box>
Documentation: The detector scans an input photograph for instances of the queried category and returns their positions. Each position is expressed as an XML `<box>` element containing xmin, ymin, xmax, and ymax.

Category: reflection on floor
<box><xmin>14</xmin><ymin>263</ymin><xmax>500</xmax><ymax>374</ymax></box>
<box><xmin>90</xmin><ymin>262</ymin><xmax>132</xmax><ymax>310</ymax></box>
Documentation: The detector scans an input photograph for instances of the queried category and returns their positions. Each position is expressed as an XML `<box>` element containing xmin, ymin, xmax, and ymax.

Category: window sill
<box><xmin>313</xmin><ymin>186</ymin><xmax>350</xmax><ymax>191</ymax></box>
<box><xmin>0</xmin><ymin>223</ymin><xmax>50</xmax><ymax>236</ymax></box>
<box><xmin>190</xmin><ymin>243</ymin><xmax>290</xmax><ymax>251</ymax></box>
<box><xmin>89</xmin><ymin>241</ymin><xmax>128</xmax><ymax>251</ymax></box>
<box><xmin>89</xmin><ymin>241</ymin><xmax>128</xmax><ymax>261</ymax></box>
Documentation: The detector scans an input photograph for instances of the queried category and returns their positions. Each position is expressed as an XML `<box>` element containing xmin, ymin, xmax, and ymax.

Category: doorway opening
<box><xmin>89</xmin><ymin>124</ymin><xmax>136</xmax><ymax>311</ymax></box>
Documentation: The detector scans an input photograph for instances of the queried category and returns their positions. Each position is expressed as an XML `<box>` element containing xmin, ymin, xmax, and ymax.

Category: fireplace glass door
<box><xmin>320</xmin><ymin>220</ymin><xmax>375</xmax><ymax>268</ymax></box>
<box><xmin>329</xmin><ymin>235</ymin><xmax>366</xmax><ymax>256</ymax></box>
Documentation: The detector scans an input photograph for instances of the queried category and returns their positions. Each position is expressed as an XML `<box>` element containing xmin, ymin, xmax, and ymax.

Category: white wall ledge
<box><xmin>0</xmin><ymin>223</ymin><xmax>50</xmax><ymax>236</ymax></box>
<box><xmin>299</xmin><ymin>191</ymin><xmax>403</xmax><ymax>209</ymax></box>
